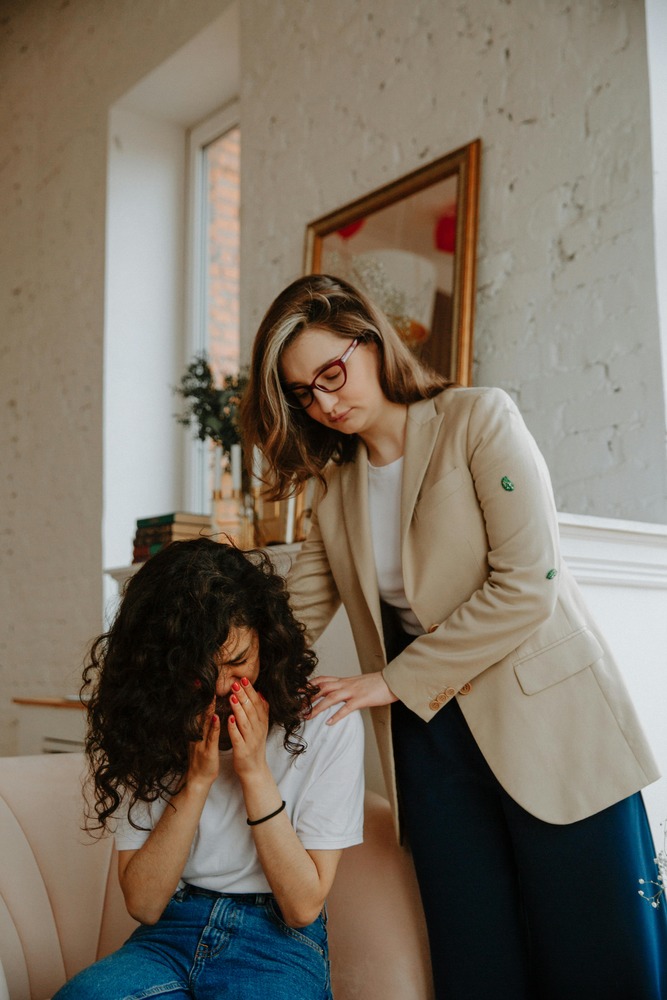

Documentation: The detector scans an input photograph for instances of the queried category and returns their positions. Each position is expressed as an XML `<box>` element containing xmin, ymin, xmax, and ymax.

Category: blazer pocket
<box><xmin>513</xmin><ymin>627</ymin><xmax>603</xmax><ymax>695</ymax></box>
<box><xmin>416</xmin><ymin>467</ymin><xmax>465</xmax><ymax>517</ymax></box>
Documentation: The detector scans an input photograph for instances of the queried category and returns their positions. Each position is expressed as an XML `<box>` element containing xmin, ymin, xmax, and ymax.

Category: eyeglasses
<box><xmin>285</xmin><ymin>337</ymin><xmax>361</xmax><ymax>410</ymax></box>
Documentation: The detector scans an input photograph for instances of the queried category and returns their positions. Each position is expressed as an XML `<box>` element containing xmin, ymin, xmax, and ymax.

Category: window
<box><xmin>185</xmin><ymin>103</ymin><xmax>241</xmax><ymax>510</ymax></box>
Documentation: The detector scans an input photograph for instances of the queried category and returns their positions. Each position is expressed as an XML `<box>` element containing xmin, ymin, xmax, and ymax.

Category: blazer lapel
<box><xmin>400</xmin><ymin>396</ymin><xmax>444</xmax><ymax>546</ymax></box>
<box><xmin>340</xmin><ymin>440</ymin><xmax>384</xmax><ymax>634</ymax></box>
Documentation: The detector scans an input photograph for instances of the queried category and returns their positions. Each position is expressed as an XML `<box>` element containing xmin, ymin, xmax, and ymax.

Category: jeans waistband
<box><xmin>179</xmin><ymin>884</ymin><xmax>274</xmax><ymax>905</ymax></box>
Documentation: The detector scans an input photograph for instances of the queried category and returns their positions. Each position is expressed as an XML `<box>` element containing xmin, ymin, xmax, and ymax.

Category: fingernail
<box><xmin>241</xmin><ymin>677</ymin><xmax>249</xmax><ymax>687</ymax></box>
<box><xmin>231</xmin><ymin>681</ymin><xmax>241</xmax><ymax>692</ymax></box>
<box><xmin>231</xmin><ymin>694</ymin><xmax>239</xmax><ymax>704</ymax></box>
<box><xmin>230</xmin><ymin>715</ymin><xmax>236</xmax><ymax>725</ymax></box>
<box><xmin>212</xmin><ymin>714</ymin><xmax>218</xmax><ymax>723</ymax></box>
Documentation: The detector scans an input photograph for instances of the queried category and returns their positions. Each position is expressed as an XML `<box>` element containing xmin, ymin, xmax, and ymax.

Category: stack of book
<box><xmin>132</xmin><ymin>512</ymin><xmax>213</xmax><ymax>563</ymax></box>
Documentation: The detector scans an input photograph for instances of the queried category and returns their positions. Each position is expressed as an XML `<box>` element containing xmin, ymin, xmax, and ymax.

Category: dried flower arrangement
<box><xmin>638</xmin><ymin>820</ymin><xmax>666</xmax><ymax>909</ymax></box>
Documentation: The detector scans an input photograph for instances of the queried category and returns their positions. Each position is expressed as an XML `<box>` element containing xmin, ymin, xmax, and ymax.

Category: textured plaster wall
<box><xmin>1</xmin><ymin>0</ymin><xmax>664</xmax><ymax>758</ymax></box>
<box><xmin>0</xmin><ymin>0</ymin><xmax>225</xmax><ymax>755</ymax></box>
<box><xmin>240</xmin><ymin>0</ymin><xmax>666</xmax><ymax>523</ymax></box>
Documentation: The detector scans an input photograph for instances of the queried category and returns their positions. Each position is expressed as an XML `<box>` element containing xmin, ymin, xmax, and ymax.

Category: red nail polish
<box><xmin>230</xmin><ymin>715</ymin><xmax>236</xmax><ymax>725</ymax></box>
<box><xmin>241</xmin><ymin>677</ymin><xmax>249</xmax><ymax>687</ymax></box>
<box><xmin>212</xmin><ymin>714</ymin><xmax>218</xmax><ymax>723</ymax></box>
<box><xmin>232</xmin><ymin>681</ymin><xmax>241</xmax><ymax>692</ymax></box>
<box><xmin>231</xmin><ymin>694</ymin><xmax>239</xmax><ymax>704</ymax></box>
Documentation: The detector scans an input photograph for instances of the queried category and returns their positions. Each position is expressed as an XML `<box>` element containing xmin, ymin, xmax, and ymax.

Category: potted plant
<box><xmin>174</xmin><ymin>355</ymin><xmax>249</xmax><ymax>495</ymax></box>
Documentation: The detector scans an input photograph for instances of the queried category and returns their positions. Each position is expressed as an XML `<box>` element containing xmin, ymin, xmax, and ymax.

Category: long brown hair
<box><xmin>240</xmin><ymin>274</ymin><xmax>450</xmax><ymax>499</ymax></box>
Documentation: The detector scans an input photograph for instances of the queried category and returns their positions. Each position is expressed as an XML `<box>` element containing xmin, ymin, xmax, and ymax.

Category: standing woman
<box><xmin>241</xmin><ymin>273</ymin><xmax>667</xmax><ymax>999</ymax></box>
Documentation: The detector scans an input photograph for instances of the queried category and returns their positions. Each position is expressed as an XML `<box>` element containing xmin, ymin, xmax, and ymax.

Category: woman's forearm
<box><xmin>119</xmin><ymin>705</ymin><xmax>221</xmax><ymax>924</ymax></box>
<box><xmin>229</xmin><ymin>682</ymin><xmax>341</xmax><ymax>926</ymax></box>
<box><xmin>286</xmin><ymin>500</ymin><xmax>340</xmax><ymax>647</ymax></box>
<box><xmin>241</xmin><ymin>767</ymin><xmax>336</xmax><ymax>927</ymax></box>
<box><xmin>119</xmin><ymin>778</ymin><xmax>210</xmax><ymax>925</ymax></box>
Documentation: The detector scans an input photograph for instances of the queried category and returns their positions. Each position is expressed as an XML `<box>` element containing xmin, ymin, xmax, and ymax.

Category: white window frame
<box><xmin>183</xmin><ymin>100</ymin><xmax>240</xmax><ymax>512</ymax></box>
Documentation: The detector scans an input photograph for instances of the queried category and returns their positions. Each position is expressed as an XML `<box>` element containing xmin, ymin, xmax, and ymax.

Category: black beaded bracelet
<box><xmin>247</xmin><ymin>800</ymin><xmax>286</xmax><ymax>826</ymax></box>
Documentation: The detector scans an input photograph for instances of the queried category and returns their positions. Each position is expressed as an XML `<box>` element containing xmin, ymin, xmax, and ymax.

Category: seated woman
<box><xmin>54</xmin><ymin>537</ymin><xmax>364</xmax><ymax>1000</ymax></box>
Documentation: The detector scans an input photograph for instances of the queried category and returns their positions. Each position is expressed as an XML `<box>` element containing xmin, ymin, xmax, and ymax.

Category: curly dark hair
<box><xmin>82</xmin><ymin>538</ymin><xmax>318</xmax><ymax>831</ymax></box>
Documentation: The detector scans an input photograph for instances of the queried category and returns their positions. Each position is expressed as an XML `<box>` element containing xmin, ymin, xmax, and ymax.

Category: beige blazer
<box><xmin>287</xmin><ymin>387</ymin><xmax>660</xmax><ymax>833</ymax></box>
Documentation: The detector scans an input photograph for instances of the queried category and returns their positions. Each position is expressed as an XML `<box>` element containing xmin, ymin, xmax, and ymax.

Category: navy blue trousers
<box><xmin>392</xmin><ymin>697</ymin><xmax>667</xmax><ymax>1000</ymax></box>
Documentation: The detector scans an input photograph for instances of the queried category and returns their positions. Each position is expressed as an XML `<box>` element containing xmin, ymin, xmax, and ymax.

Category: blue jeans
<box><xmin>53</xmin><ymin>886</ymin><xmax>332</xmax><ymax>1000</ymax></box>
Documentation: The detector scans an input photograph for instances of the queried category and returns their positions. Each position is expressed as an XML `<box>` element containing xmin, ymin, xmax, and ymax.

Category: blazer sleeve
<box><xmin>286</xmin><ymin>482</ymin><xmax>342</xmax><ymax>647</ymax></box>
<box><xmin>383</xmin><ymin>388</ymin><xmax>563</xmax><ymax>720</ymax></box>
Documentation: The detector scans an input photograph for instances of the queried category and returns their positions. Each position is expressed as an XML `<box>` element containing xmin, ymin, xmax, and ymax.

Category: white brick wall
<box><xmin>0</xmin><ymin>0</ymin><xmax>224</xmax><ymax>755</ymax></box>
<box><xmin>240</xmin><ymin>0</ymin><xmax>666</xmax><ymax>522</ymax></box>
<box><xmin>1</xmin><ymin>0</ymin><xmax>665</xmax><ymax>758</ymax></box>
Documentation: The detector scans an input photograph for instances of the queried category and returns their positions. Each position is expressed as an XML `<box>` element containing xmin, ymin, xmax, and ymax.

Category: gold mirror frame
<box><xmin>304</xmin><ymin>139</ymin><xmax>481</xmax><ymax>386</ymax></box>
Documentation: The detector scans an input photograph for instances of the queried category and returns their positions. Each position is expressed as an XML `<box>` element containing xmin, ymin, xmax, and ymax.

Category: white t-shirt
<box><xmin>113</xmin><ymin>703</ymin><xmax>365</xmax><ymax>894</ymax></box>
<box><xmin>367</xmin><ymin>456</ymin><xmax>424</xmax><ymax>636</ymax></box>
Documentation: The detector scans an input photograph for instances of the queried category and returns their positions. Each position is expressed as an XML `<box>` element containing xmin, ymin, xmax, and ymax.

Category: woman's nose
<box><xmin>216</xmin><ymin>675</ymin><xmax>231</xmax><ymax>696</ymax></box>
<box><xmin>312</xmin><ymin>388</ymin><xmax>338</xmax><ymax>413</ymax></box>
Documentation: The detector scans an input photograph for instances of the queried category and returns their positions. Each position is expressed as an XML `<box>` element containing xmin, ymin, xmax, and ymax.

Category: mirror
<box><xmin>304</xmin><ymin>139</ymin><xmax>481</xmax><ymax>386</ymax></box>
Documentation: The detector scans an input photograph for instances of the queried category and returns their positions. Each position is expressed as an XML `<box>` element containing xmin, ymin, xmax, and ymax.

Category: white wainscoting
<box><xmin>107</xmin><ymin>512</ymin><xmax>667</xmax><ymax>844</ymax></box>
<box><xmin>557</xmin><ymin>513</ymin><xmax>667</xmax><ymax>846</ymax></box>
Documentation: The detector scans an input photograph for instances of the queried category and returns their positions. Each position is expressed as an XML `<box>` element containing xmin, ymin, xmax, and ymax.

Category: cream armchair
<box><xmin>0</xmin><ymin>753</ymin><xmax>433</xmax><ymax>1000</ymax></box>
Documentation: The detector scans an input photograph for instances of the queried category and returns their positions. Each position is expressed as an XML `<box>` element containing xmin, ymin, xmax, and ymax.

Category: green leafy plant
<box><xmin>174</xmin><ymin>355</ymin><xmax>248</xmax><ymax>454</ymax></box>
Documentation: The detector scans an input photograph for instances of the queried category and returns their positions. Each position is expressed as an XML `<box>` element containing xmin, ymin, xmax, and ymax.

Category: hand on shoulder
<box><xmin>307</xmin><ymin>671</ymin><xmax>397</xmax><ymax>726</ymax></box>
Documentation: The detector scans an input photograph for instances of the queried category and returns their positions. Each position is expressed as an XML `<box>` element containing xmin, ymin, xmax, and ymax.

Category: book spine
<box><xmin>134</xmin><ymin>527</ymin><xmax>211</xmax><ymax>545</ymax></box>
<box><xmin>132</xmin><ymin>542</ymin><xmax>166</xmax><ymax>562</ymax></box>
<box><xmin>136</xmin><ymin>513</ymin><xmax>211</xmax><ymax>528</ymax></box>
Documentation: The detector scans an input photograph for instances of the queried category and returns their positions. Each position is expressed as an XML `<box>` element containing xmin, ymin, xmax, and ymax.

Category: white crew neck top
<box><xmin>113</xmin><ymin>704</ymin><xmax>364</xmax><ymax>894</ymax></box>
<box><xmin>367</xmin><ymin>456</ymin><xmax>424</xmax><ymax>636</ymax></box>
